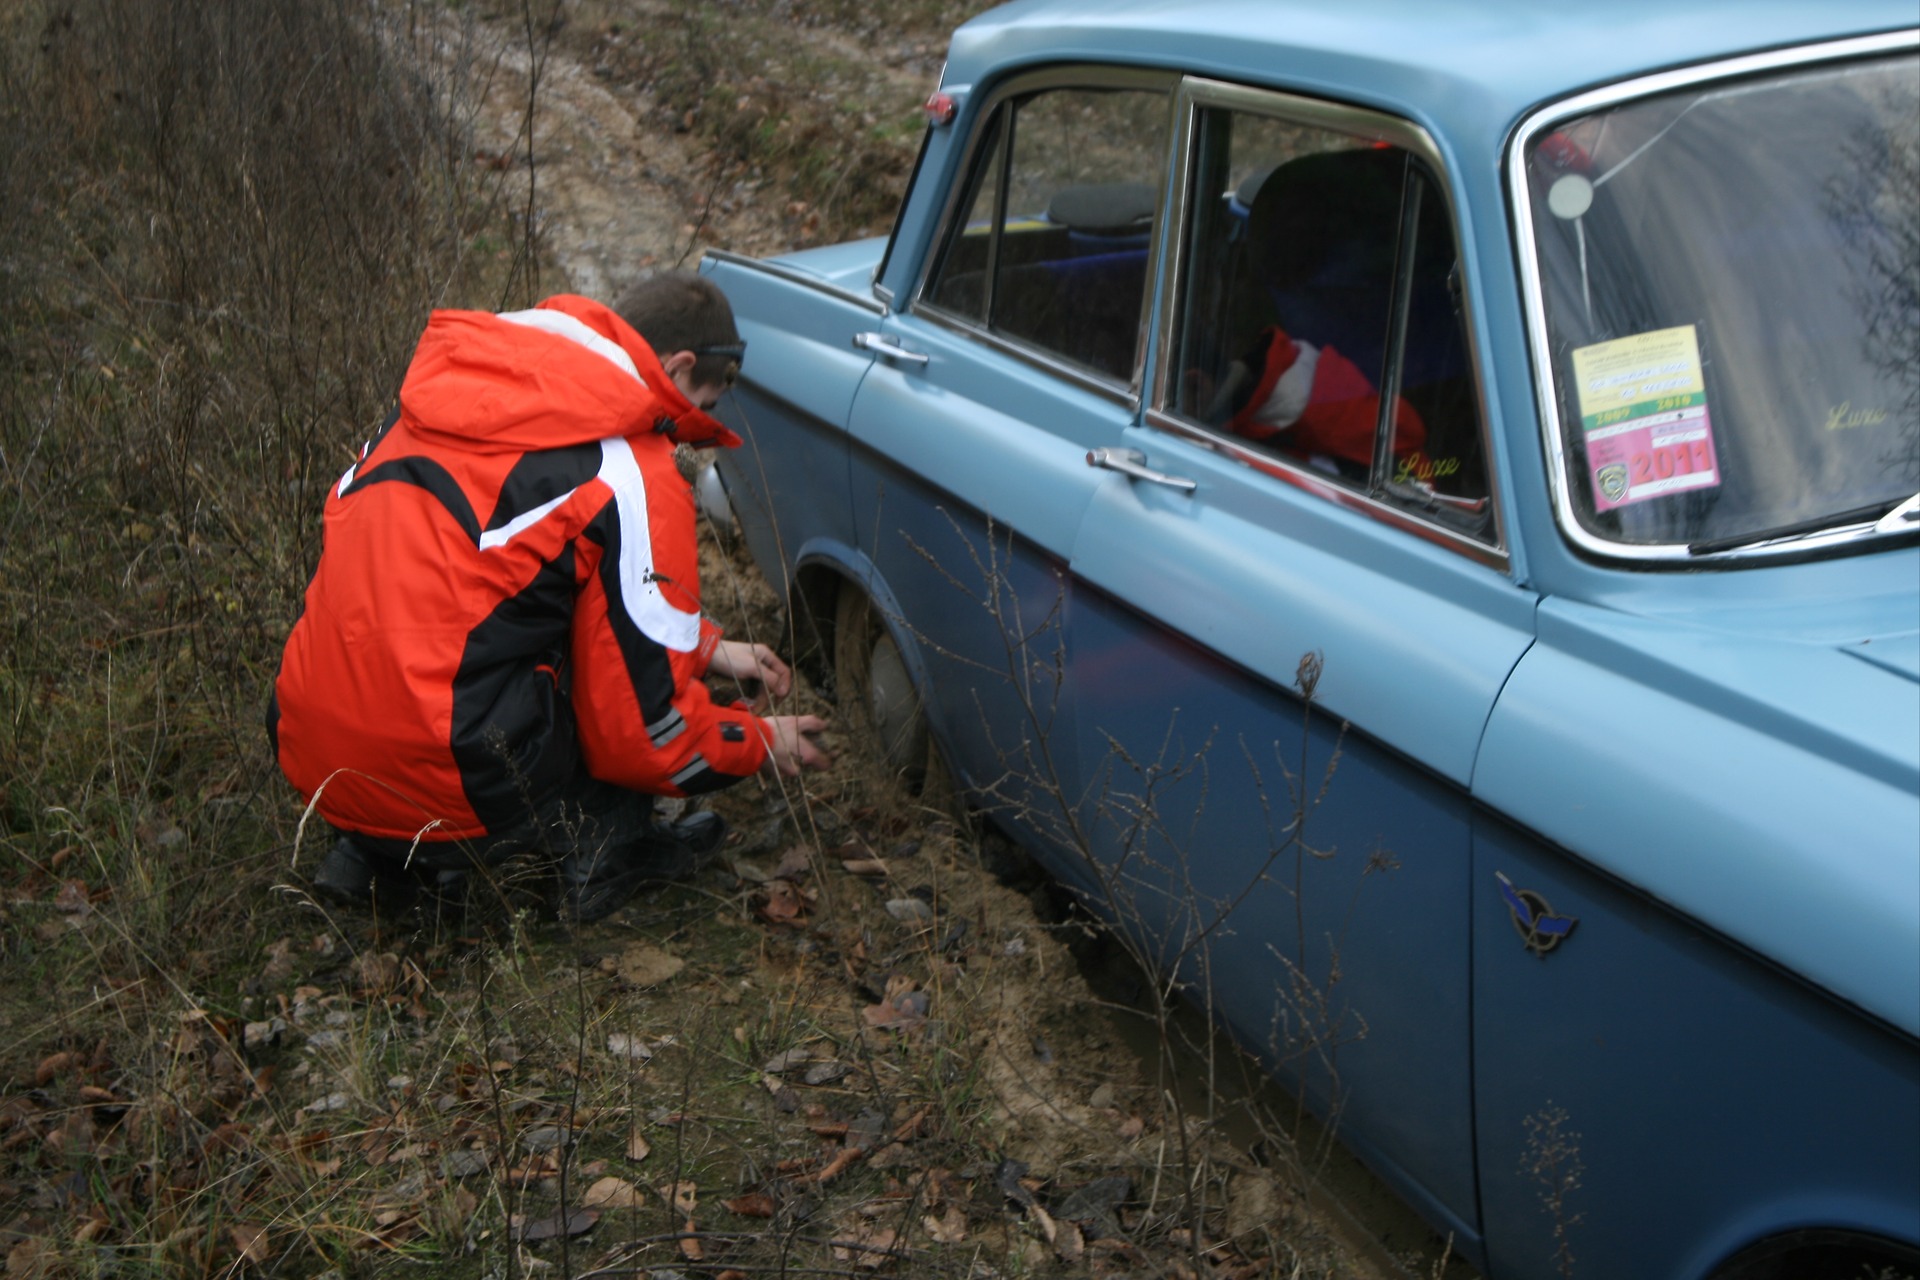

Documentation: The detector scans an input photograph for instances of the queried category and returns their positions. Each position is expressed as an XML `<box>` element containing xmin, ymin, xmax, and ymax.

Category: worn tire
<box><xmin>833</xmin><ymin>582</ymin><xmax>931</xmax><ymax>792</ymax></box>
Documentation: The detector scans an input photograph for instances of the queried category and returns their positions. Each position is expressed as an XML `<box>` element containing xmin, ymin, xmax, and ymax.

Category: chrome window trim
<box><xmin>909</xmin><ymin>64</ymin><xmax>1182</xmax><ymax>406</ymax></box>
<box><xmin>1509</xmin><ymin>29</ymin><xmax>1920</xmax><ymax>565</ymax></box>
<box><xmin>703</xmin><ymin>249</ymin><xmax>888</xmax><ymax>316</ymax></box>
<box><xmin>1150</xmin><ymin>77</ymin><xmax>1510</xmax><ymax>560</ymax></box>
<box><xmin>911</xmin><ymin>307</ymin><xmax>1141</xmax><ymax>408</ymax></box>
<box><xmin>871</xmin><ymin>121</ymin><xmax>933</xmax><ymax>309</ymax></box>
<box><xmin>1146</xmin><ymin>409</ymin><xmax>1511</xmax><ymax>572</ymax></box>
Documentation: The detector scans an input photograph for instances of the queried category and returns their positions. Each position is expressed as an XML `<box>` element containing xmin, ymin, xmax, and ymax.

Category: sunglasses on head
<box><xmin>691</xmin><ymin>341</ymin><xmax>746</xmax><ymax>389</ymax></box>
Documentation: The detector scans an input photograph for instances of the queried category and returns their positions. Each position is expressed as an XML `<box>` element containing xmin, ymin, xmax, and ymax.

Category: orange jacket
<box><xmin>270</xmin><ymin>296</ymin><xmax>765</xmax><ymax>842</ymax></box>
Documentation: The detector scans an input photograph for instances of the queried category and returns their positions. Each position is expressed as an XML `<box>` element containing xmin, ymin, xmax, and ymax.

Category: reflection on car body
<box><xmin>699</xmin><ymin>2</ymin><xmax>1920</xmax><ymax>1276</ymax></box>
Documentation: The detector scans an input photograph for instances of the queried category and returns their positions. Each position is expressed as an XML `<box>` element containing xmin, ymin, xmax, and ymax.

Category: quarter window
<box><xmin>922</xmin><ymin>84</ymin><xmax>1171</xmax><ymax>383</ymax></box>
<box><xmin>1165</xmin><ymin>106</ymin><xmax>1492</xmax><ymax>541</ymax></box>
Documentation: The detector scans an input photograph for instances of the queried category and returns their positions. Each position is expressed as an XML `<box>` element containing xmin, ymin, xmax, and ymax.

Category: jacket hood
<box><xmin>398</xmin><ymin>295</ymin><xmax>743</xmax><ymax>452</ymax></box>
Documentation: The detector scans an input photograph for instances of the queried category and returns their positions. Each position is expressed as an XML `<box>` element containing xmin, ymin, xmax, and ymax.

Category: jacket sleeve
<box><xmin>568</xmin><ymin>441</ymin><xmax>768</xmax><ymax>795</ymax></box>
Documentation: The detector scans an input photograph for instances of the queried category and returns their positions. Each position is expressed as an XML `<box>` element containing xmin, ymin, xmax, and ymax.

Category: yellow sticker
<box><xmin>1571</xmin><ymin>325</ymin><xmax>1706</xmax><ymax>432</ymax></box>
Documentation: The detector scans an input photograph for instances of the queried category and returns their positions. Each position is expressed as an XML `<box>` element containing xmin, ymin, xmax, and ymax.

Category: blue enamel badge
<box><xmin>1496</xmin><ymin>871</ymin><xmax>1578</xmax><ymax>956</ymax></box>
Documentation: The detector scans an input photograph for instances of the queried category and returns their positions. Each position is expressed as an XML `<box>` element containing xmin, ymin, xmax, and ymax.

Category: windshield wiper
<box><xmin>1688</xmin><ymin>493</ymin><xmax>1920</xmax><ymax>556</ymax></box>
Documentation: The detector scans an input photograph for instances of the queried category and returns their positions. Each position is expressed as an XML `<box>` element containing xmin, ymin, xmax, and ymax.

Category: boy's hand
<box><xmin>760</xmin><ymin>715</ymin><xmax>831</xmax><ymax>776</ymax></box>
<box><xmin>711</xmin><ymin>640</ymin><xmax>793</xmax><ymax>710</ymax></box>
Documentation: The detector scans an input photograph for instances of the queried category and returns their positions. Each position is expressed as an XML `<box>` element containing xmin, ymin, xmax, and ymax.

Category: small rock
<box><xmin>443</xmin><ymin>1148</ymin><xmax>489</xmax><ymax>1178</ymax></box>
<box><xmin>802</xmin><ymin>1061</ymin><xmax>849</xmax><ymax>1086</ymax></box>
<box><xmin>243</xmin><ymin>1018</ymin><xmax>287</xmax><ymax>1048</ymax></box>
<box><xmin>521</xmin><ymin>1125</ymin><xmax>568</xmax><ymax>1153</ymax></box>
<box><xmin>885</xmin><ymin>898</ymin><xmax>933</xmax><ymax>924</ymax></box>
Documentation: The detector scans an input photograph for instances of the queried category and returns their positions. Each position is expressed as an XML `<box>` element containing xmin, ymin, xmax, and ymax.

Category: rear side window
<box><xmin>921</xmin><ymin>82</ymin><xmax>1172</xmax><ymax>384</ymax></box>
<box><xmin>1165</xmin><ymin>105</ymin><xmax>1493</xmax><ymax>543</ymax></box>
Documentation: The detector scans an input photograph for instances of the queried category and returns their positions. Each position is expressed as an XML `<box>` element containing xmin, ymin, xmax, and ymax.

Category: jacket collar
<box><xmin>536</xmin><ymin>295</ymin><xmax>743</xmax><ymax>450</ymax></box>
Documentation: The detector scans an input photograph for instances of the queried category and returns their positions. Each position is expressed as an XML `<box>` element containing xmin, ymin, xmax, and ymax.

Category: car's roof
<box><xmin>945</xmin><ymin>0</ymin><xmax>1915</xmax><ymax>154</ymax></box>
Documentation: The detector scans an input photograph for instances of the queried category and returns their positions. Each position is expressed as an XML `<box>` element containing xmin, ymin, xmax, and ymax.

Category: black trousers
<box><xmin>341</xmin><ymin>771</ymin><xmax>655</xmax><ymax>875</ymax></box>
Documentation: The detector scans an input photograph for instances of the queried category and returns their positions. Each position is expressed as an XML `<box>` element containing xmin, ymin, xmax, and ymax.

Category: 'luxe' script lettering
<box><xmin>1394</xmin><ymin>452</ymin><xmax>1461</xmax><ymax>485</ymax></box>
<box><xmin>1824</xmin><ymin>402</ymin><xmax>1889</xmax><ymax>431</ymax></box>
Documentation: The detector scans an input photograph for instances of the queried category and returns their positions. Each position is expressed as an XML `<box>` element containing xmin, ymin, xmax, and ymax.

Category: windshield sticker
<box><xmin>1571</xmin><ymin>325</ymin><xmax>1721</xmax><ymax>512</ymax></box>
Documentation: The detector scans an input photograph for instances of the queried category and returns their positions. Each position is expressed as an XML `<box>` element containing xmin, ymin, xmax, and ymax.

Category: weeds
<box><xmin>2</xmin><ymin>0</ymin><xmax>1403</xmax><ymax>1274</ymax></box>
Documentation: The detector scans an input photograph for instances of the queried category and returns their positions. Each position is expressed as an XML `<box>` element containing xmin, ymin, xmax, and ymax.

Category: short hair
<box><xmin>613</xmin><ymin>272</ymin><xmax>741</xmax><ymax>388</ymax></box>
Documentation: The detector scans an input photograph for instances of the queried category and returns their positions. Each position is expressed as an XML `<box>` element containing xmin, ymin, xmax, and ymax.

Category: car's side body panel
<box><xmin>1476</xmin><ymin>588</ymin><xmax>1920</xmax><ymax>1038</ymax></box>
<box><xmin>1063</xmin><ymin>578</ymin><xmax>1491</xmax><ymax>1251</ymax></box>
<box><xmin>1472</xmin><ymin>812</ymin><xmax>1920</xmax><ymax>1280</ymax></box>
<box><xmin>841</xmin><ymin>311</ymin><xmax>1136</xmax><ymax>831</ymax></box>
<box><xmin>706</xmin><ymin>253</ymin><xmax>881</xmax><ymax>603</ymax></box>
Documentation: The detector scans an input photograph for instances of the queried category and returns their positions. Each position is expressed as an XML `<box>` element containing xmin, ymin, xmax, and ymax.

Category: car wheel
<box><xmin>833</xmin><ymin>582</ymin><xmax>930</xmax><ymax>792</ymax></box>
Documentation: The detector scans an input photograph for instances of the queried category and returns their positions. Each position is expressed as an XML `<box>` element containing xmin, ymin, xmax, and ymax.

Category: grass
<box><xmin>0</xmin><ymin>1</ymin><xmax>1383</xmax><ymax>1275</ymax></box>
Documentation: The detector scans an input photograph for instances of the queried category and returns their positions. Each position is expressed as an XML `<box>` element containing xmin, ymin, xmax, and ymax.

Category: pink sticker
<box><xmin>1585</xmin><ymin>404</ymin><xmax>1721</xmax><ymax>512</ymax></box>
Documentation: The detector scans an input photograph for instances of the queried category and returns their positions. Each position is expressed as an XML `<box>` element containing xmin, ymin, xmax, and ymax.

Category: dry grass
<box><xmin>0</xmin><ymin>1</ymin><xmax>1382</xmax><ymax>1276</ymax></box>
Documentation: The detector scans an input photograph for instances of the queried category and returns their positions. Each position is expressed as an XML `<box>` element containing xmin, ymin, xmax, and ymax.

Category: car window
<box><xmin>921</xmin><ymin>84</ymin><xmax>1171</xmax><ymax>383</ymax></box>
<box><xmin>1164</xmin><ymin>106</ymin><xmax>1493</xmax><ymax>542</ymax></box>
<box><xmin>1522</xmin><ymin>53</ymin><xmax>1918</xmax><ymax>558</ymax></box>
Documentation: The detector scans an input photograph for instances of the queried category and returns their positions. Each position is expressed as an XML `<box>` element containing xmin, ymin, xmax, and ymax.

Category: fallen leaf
<box><xmin>609</xmin><ymin>941</ymin><xmax>684</xmax><ymax>987</ymax></box>
<box><xmin>607</xmin><ymin>1033</ymin><xmax>654</xmax><ymax>1061</ymax></box>
<box><xmin>861</xmin><ymin>978</ymin><xmax>930</xmax><ymax>1032</ymax></box>
<box><xmin>884</xmin><ymin>897</ymin><xmax>932</xmax><ymax>924</ymax></box>
<box><xmin>831</xmin><ymin>1223</ymin><xmax>899</xmax><ymax>1270</ymax></box>
<box><xmin>773</xmin><ymin>844</ymin><xmax>814</xmax><ymax>880</ymax></box>
<box><xmin>53</xmin><ymin>880</ymin><xmax>94</xmax><ymax>914</ymax></box>
<box><xmin>924</xmin><ymin>1204</ymin><xmax>968</xmax><ymax>1243</ymax></box>
<box><xmin>626</xmin><ymin>1130</ymin><xmax>651</xmax><ymax>1161</ymax></box>
<box><xmin>757</xmin><ymin>880</ymin><xmax>807</xmax><ymax>926</ymax></box>
<box><xmin>678</xmin><ymin>1218</ymin><xmax>705</xmax><ymax>1261</ymax></box>
<box><xmin>841</xmin><ymin>858</ymin><xmax>889</xmax><ymax>876</ymax></box>
<box><xmin>262</xmin><ymin>937</ymin><xmax>297</xmax><ymax>982</ymax></box>
<box><xmin>1053</xmin><ymin>1218</ymin><xmax>1084</xmax><ymax>1263</ymax></box>
<box><xmin>34</xmin><ymin>1052</ymin><xmax>76</xmax><ymax>1087</ymax></box>
<box><xmin>510</xmin><ymin>1208</ymin><xmax>597</xmax><ymax>1242</ymax></box>
<box><xmin>814</xmin><ymin>1145</ymin><xmax>865</xmax><ymax>1184</ymax></box>
<box><xmin>583</xmin><ymin>1176</ymin><xmax>646</xmax><ymax>1209</ymax></box>
<box><xmin>723</xmin><ymin>1191</ymin><xmax>776</xmax><ymax>1217</ymax></box>
<box><xmin>658</xmin><ymin>1180</ymin><xmax>698</xmax><ymax>1215</ymax></box>
<box><xmin>8</xmin><ymin>1237</ymin><xmax>57</xmax><ymax>1276</ymax></box>
<box><xmin>352</xmin><ymin>951</ymin><xmax>401</xmax><ymax>995</ymax></box>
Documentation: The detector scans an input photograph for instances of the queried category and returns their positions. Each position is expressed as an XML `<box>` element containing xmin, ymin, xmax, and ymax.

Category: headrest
<box><xmin>1048</xmin><ymin>181</ymin><xmax>1157</xmax><ymax>234</ymax></box>
<box><xmin>1245</xmin><ymin>147</ymin><xmax>1407</xmax><ymax>288</ymax></box>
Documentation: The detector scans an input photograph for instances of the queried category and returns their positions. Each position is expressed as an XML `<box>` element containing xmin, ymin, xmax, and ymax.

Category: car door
<box><xmin>705</xmin><ymin>251</ymin><xmax>887</xmax><ymax>607</ymax></box>
<box><xmin>845</xmin><ymin>69</ymin><xmax>1176</xmax><ymax>842</ymax></box>
<box><xmin>1061</xmin><ymin>81</ymin><xmax>1536</xmax><ymax>1251</ymax></box>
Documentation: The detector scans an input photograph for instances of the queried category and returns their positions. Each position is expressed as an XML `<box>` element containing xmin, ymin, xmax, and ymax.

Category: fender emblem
<box><xmin>1496</xmin><ymin>872</ymin><xmax>1578</xmax><ymax>956</ymax></box>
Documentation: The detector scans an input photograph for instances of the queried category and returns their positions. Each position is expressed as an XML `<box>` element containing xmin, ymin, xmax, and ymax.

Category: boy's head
<box><xmin>613</xmin><ymin>272</ymin><xmax>743</xmax><ymax>411</ymax></box>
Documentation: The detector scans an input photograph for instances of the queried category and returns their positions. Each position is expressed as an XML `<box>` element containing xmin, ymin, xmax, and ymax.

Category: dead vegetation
<box><xmin>2</xmin><ymin>0</ymin><xmax>1404</xmax><ymax>1275</ymax></box>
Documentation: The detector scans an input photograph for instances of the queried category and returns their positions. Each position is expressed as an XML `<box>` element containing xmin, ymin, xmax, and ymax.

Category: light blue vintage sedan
<box><xmin>701</xmin><ymin>1</ymin><xmax>1920</xmax><ymax>1274</ymax></box>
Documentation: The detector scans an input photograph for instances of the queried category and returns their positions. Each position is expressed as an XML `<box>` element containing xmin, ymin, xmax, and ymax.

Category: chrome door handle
<box><xmin>853</xmin><ymin>332</ymin><xmax>930</xmax><ymax>365</ymax></box>
<box><xmin>1087</xmin><ymin>447</ymin><xmax>1196</xmax><ymax>494</ymax></box>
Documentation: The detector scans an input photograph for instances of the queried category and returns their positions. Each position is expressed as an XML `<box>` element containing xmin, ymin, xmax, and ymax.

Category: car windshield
<box><xmin>1525</xmin><ymin>52</ymin><xmax>1918</xmax><ymax>556</ymax></box>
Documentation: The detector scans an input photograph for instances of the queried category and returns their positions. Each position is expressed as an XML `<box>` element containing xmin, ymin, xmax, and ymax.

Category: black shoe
<box><xmin>561</xmin><ymin>811</ymin><xmax>729</xmax><ymax>923</ymax></box>
<box><xmin>312</xmin><ymin>837</ymin><xmax>417</xmax><ymax>911</ymax></box>
<box><xmin>313</xmin><ymin>837</ymin><xmax>469</xmax><ymax>916</ymax></box>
